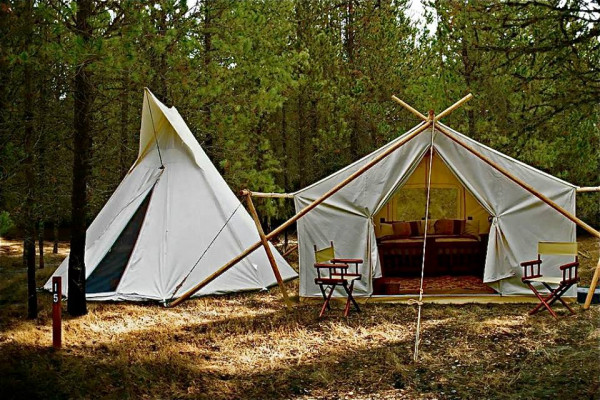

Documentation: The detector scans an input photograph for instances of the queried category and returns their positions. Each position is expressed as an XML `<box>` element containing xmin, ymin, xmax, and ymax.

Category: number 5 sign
<box><xmin>52</xmin><ymin>276</ymin><xmax>61</xmax><ymax>349</ymax></box>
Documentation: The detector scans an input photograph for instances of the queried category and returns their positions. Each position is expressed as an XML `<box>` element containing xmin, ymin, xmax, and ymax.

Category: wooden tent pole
<box><xmin>435</xmin><ymin>124</ymin><xmax>600</xmax><ymax>238</ymax></box>
<box><xmin>248</xmin><ymin>191</ymin><xmax>295</xmax><ymax>199</ymax></box>
<box><xmin>577</xmin><ymin>186</ymin><xmax>600</xmax><ymax>193</ymax></box>
<box><xmin>435</xmin><ymin>93</ymin><xmax>473</xmax><ymax>121</ymax></box>
<box><xmin>283</xmin><ymin>244</ymin><xmax>298</xmax><ymax>258</ymax></box>
<box><xmin>584</xmin><ymin>259</ymin><xmax>600</xmax><ymax>309</ymax></box>
<box><xmin>242</xmin><ymin>190</ymin><xmax>292</xmax><ymax>307</ymax></box>
<box><xmin>391</xmin><ymin>93</ymin><xmax>473</xmax><ymax>123</ymax></box>
<box><xmin>167</xmin><ymin>120</ymin><xmax>433</xmax><ymax>307</ymax></box>
<box><xmin>391</xmin><ymin>95</ymin><xmax>428</xmax><ymax>121</ymax></box>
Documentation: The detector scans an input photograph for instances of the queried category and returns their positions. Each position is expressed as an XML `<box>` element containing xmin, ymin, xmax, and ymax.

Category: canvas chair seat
<box><xmin>520</xmin><ymin>242</ymin><xmax>579</xmax><ymax>318</ymax></box>
<box><xmin>330</xmin><ymin>273</ymin><xmax>361</xmax><ymax>281</ymax></box>
<box><xmin>526</xmin><ymin>276</ymin><xmax>564</xmax><ymax>285</ymax></box>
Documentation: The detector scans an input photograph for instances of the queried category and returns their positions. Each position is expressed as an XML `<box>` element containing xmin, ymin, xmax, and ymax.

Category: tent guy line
<box><xmin>168</xmin><ymin>200</ymin><xmax>245</xmax><ymax>301</ymax></box>
<box><xmin>413</xmin><ymin>110</ymin><xmax>437</xmax><ymax>362</ymax></box>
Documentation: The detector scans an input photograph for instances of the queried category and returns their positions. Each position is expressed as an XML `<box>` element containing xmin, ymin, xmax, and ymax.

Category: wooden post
<box><xmin>435</xmin><ymin>123</ymin><xmax>600</xmax><ymax>238</ymax></box>
<box><xmin>242</xmin><ymin>190</ymin><xmax>292</xmax><ymax>307</ymax></box>
<box><xmin>167</xmin><ymin>120</ymin><xmax>433</xmax><ymax>307</ymax></box>
<box><xmin>584</xmin><ymin>259</ymin><xmax>600</xmax><ymax>309</ymax></box>
<box><xmin>52</xmin><ymin>276</ymin><xmax>62</xmax><ymax>349</ymax></box>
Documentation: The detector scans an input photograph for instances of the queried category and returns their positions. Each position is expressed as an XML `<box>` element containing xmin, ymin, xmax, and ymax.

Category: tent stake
<box><xmin>436</xmin><ymin>124</ymin><xmax>600</xmax><ymax>239</ymax></box>
<box><xmin>242</xmin><ymin>189</ymin><xmax>292</xmax><ymax>308</ymax></box>
<box><xmin>167</xmin><ymin>121</ymin><xmax>433</xmax><ymax>307</ymax></box>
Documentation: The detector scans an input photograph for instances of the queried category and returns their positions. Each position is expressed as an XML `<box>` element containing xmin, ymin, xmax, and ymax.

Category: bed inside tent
<box><xmin>372</xmin><ymin>150</ymin><xmax>496</xmax><ymax>296</ymax></box>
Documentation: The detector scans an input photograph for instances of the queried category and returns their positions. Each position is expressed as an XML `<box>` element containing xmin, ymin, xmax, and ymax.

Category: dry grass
<box><xmin>0</xmin><ymin>237</ymin><xmax>599</xmax><ymax>400</ymax></box>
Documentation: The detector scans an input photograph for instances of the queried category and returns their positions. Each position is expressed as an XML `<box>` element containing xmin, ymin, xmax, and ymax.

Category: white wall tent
<box><xmin>45</xmin><ymin>89</ymin><xmax>297</xmax><ymax>302</ymax></box>
<box><xmin>294</xmin><ymin>122</ymin><xmax>577</xmax><ymax>298</ymax></box>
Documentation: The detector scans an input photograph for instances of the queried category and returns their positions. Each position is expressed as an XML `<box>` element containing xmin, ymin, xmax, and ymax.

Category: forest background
<box><xmin>1</xmin><ymin>0</ymin><xmax>598</xmax><ymax>243</ymax></box>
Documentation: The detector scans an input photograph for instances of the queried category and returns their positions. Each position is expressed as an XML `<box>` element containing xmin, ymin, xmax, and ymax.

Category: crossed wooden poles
<box><xmin>168</xmin><ymin>94</ymin><xmax>600</xmax><ymax>309</ymax></box>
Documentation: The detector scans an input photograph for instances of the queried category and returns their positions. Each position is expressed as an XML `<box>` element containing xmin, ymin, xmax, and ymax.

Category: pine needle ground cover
<box><xmin>0</xmin><ymin>238</ymin><xmax>598</xmax><ymax>400</ymax></box>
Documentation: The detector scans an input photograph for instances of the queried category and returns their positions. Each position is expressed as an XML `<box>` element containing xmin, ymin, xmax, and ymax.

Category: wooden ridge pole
<box><xmin>242</xmin><ymin>189</ymin><xmax>292</xmax><ymax>308</ymax></box>
<box><xmin>435</xmin><ymin>124</ymin><xmax>600</xmax><ymax>238</ymax></box>
<box><xmin>167</xmin><ymin>120</ymin><xmax>432</xmax><ymax>307</ymax></box>
<box><xmin>577</xmin><ymin>186</ymin><xmax>600</xmax><ymax>193</ymax></box>
<box><xmin>248</xmin><ymin>191</ymin><xmax>294</xmax><ymax>199</ymax></box>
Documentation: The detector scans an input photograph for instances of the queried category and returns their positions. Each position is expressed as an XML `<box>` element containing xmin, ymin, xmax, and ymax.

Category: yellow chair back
<box><xmin>314</xmin><ymin>245</ymin><xmax>335</xmax><ymax>263</ymax></box>
<box><xmin>538</xmin><ymin>241</ymin><xmax>578</xmax><ymax>256</ymax></box>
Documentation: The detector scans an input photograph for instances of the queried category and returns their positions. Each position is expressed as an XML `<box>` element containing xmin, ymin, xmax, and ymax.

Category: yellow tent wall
<box><xmin>374</xmin><ymin>152</ymin><xmax>491</xmax><ymax>235</ymax></box>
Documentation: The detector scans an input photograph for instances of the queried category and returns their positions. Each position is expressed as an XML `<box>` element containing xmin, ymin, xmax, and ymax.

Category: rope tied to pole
<box><xmin>167</xmin><ymin>200</ymin><xmax>244</xmax><ymax>302</ymax></box>
<box><xmin>413</xmin><ymin>115</ymin><xmax>436</xmax><ymax>362</ymax></box>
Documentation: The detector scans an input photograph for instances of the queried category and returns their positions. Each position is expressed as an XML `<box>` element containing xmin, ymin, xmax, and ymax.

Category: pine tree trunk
<box><xmin>346</xmin><ymin>0</ymin><xmax>359</xmax><ymax>159</ymax></box>
<box><xmin>281</xmin><ymin>103</ymin><xmax>288</xmax><ymax>190</ymax></box>
<box><xmin>297</xmin><ymin>92</ymin><xmax>306</xmax><ymax>187</ymax></box>
<box><xmin>151</xmin><ymin>3</ymin><xmax>168</xmax><ymax>104</ymax></box>
<box><xmin>202</xmin><ymin>1</ymin><xmax>214</xmax><ymax>159</ymax></box>
<box><xmin>119</xmin><ymin>70</ymin><xmax>130</xmax><ymax>179</ymax></box>
<box><xmin>38</xmin><ymin>219</ymin><xmax>44</xmax><ymax>269</ymax></box>
<box><xmin>23</xmin><ymin>0</ymin><xmax>37</xmax><ymax>319</ymax></box>
<box><xmin>68</xmin><ymin>0</ymin><xmax>93</xmax><ymax>317</ymax></box>
<box><xmin>53</xmin><ymin>219</ymin><xmax>59</xmax><ymax>254</ymax></box>
<box><xmin>25</xmin><ymin>234</ymin><xmax>36</xmax><ymax>319</ymax></box>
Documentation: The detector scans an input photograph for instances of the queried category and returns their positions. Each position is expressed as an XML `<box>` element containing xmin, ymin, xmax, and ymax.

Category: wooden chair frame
<box><xmin>521</xmin><ymin>242</ymin><xmax>579</xmax><ymax>318</ymax></box>
<box><xmin>314</xmin><ymin>241</ymin><xmax>363</xmax><ymax>317</ymax></box>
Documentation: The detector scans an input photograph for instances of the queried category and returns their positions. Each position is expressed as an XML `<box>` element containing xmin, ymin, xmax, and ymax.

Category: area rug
<box><xmin>374</xmin><ymin>275</ymin><xmax>497</xmax><ymax>295</ymax></box>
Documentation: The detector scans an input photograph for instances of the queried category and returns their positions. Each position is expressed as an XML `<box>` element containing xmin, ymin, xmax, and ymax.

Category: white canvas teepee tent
<box><xmin>294</xmin><ymin>122</ymin><xmax>577</xmax><ymax>298</ymax></box>
<box><xmin>45</xmin><ymin>89</ymin><xmax>297</xmax><ymax>302</ymax></box>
